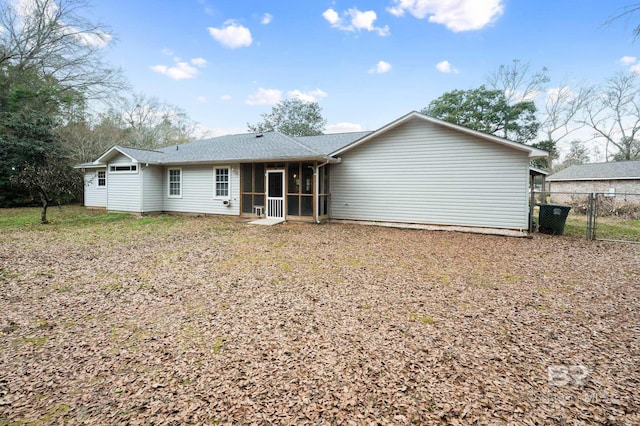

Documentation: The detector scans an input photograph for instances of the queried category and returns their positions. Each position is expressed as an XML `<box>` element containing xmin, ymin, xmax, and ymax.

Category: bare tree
<box><xmin>541</xmin><ymin>84</ymin><xmax>592</xmax><ymax>144</ymax></box>
<box><xmin>0</xmin><ymin>0</ymin><xmax>125</xmax><ymax>99</ymax></box>
<box><xmin>78</xmin><ymin>93</ymin><xmax>197</xmax><ymax>151</ymax></box>
<box><xmin>117</xmin><ymin>93</ymin><xmax>197</xmax><ymax>149</ymax></box>
<box><xmin>580</xmin><ymin>73</ymin><xmax>640</xmax><ymax>161</ymax></box>
<box><xmin>604</xmin><ymin>3</ymin><xmax>640</xmax><ymax>38</ymax></box>
<box><xmin>10</xmin><ymin>154</ymin><xmax>82</xmax><ymax>223</ymax></box>
<box><xmin>487</xmin><ymin>59</ymin><xmax>550</xmax><ymax>104</ymax></box>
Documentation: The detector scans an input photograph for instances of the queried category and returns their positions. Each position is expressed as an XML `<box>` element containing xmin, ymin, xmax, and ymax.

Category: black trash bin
<box><xmin>538</xmin><ymin>203</ymin><xmax>571</xmax><ymax>235</ymax></box>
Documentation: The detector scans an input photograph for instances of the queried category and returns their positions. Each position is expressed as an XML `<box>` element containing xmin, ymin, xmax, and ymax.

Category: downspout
<box><xmin>139</xmin><ymin>163</ymin><xmax>144</xmax><ymax>215</ymax></box>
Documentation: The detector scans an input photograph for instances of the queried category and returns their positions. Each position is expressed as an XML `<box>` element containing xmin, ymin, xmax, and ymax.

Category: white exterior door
<box><xmin>266</xmin><ymin>170</ymin><xmax>285</xmax><ymax>219</ymax></box>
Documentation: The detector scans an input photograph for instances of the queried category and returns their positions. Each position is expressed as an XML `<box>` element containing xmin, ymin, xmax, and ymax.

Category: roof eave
<box><xmin>74</xmin><ymin>163</ymin><xmax>105</xmax><ymax>169</ymax></box>
<box><xmin>158</xmin><ymin>155</ymin><xmax>334</xmax><ymax>166</ymax></box>
<box><xmin>548</xmin><ymin>176</ymin><xmax>640</xmax><ymax>181</ymax></box>
<box><xmin>330</xmin><ymin>111</ymin><xmax>548</xmax><ymax>158</ymax></box>
<box><xmin>529</xmin><ymin>166</ymin><xmax>548</xmax><ymax>176</ymax></box>
<box><xmin>95</xmin><ymin>145</ymin><xmax>139</xmax><ymax>164</ymax></box>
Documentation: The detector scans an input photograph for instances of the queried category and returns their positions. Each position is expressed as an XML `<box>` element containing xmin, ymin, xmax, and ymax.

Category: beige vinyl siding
<box><xmin>106</xmin><ymin>154</ymin><xmax>141</xmax><ymax>212</ymax></box>
<box><xmin>162</xmin><ymin>164</ymin><xmax>240</xmax><ymax>215</ymax></box>
<box><xmin>83</xmin><ymin>169</ymin><xmax>107</xmax><ymax>207</ymax></box>
<box><xmin>141</xmin><ymin>165</ymin><xmax>163</xmax><ymax>212</ymax></box>
<box><xmin>330</xmin><ymin>119</ymin><xmax>530</xmax><ymax>230</ymax></box>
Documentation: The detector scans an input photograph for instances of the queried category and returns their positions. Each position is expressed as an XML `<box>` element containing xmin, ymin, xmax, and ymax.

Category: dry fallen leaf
<box><xmin>0</xmin><ymin>217</ymin><xmax>639</xmax><ymax>424</ymax></box>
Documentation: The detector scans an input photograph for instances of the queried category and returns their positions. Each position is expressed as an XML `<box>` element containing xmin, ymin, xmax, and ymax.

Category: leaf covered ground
<box><xmin>1</xmin><ymin>209</ymin><xmax>639</xmax><ymax>424</ymax></box>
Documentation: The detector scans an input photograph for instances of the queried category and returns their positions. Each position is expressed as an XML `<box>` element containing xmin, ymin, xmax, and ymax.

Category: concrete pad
<box><xmin>248</xmin><ymin>218</ymin><xmax>285</xmax><ymax>226</ymax></box>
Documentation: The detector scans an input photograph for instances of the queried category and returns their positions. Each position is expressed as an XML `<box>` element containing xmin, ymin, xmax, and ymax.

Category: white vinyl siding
<box><xmin>83</xmin><ymin>168</ymin><xmax>107</xmax><ymax>208</ymax></box>
<box><xmin>330</xmin><ymin>119</ymin><xmax>530</xmax><ymax>230</ymax></box>
<box><xmin>163</xmin><ymin>164</ymin><xmax>240</xmax><ymax>215</ymax></box>
<box><xmin>141</xmin><ymin>165</ymin><xmax>163</xmax><ymax>212</ymax></box>
<box><xmin>106</xmin><ymin>154</ymin><xmax>141</xmax><ymax>212</ymax></box>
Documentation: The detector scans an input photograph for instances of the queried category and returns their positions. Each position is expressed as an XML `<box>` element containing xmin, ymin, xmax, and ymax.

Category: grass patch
<box><xmin>409</xmin><ymin>313</ymin><xmax>436</xmax><ymax>325</ymax></box>
<box><xmin>0</xmin><ymin>205</ymin><xmax>132</xmax><ymax>228</ymax></box>
<box><xmin>592</xmin><ymin>217</ymin><xmax>640</xmax><ymax>242</ymax></box>
<box><xmin>537</xmin><ymin>214</ymin><xmax>640</xmax><ymax>241</ymax></box>
<box><xmin>212</xmin><ymin>336</ymin><xmax>227</xmax><ymax>354</ymax></box>
<box><xmin>20</xmin><ymin>336</ymin><xmax>49</xmax><ymax>348</ymax></box>
<box><xmin>0</xmin><ymin>206</ymin><xmax>191</xmax><ymax>243</ymax></box>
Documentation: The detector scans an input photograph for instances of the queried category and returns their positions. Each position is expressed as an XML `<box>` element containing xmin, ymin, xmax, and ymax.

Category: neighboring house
<box><xmin>77</xmin><ymin>111</ymin><xmax>547</xmax><ymax>233</ymax></box>
<box><xmin>547</xmin><ymin>161</ymin><xmax>640</xmax><ymax>202</ymax></box>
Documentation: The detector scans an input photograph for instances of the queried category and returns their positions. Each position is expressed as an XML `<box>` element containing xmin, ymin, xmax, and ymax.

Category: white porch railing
<box><xmin>267</xmin><ymin>198</ymin><xmax>284</xmax><ymax>218</ymax></box>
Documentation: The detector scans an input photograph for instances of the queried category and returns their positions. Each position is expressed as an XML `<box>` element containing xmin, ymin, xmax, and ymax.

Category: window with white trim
<box><xmin>109</xmin><ymin>165</ymin><xmax>137</xmax><ymax>173</ymax></box>
<box><xmin>97</xmin><ymin>170</ymin><xmax>106</xmax><ymax>187</ymax></box>
<box><xmin>214</xmin><ymin>167</ymin><xmax>230</xmax><ymax>198</ymax></box>
<box><xmin>168</xmin><ymin>168</ymin><xmax>182</xmax><ymax>197</ymax></box>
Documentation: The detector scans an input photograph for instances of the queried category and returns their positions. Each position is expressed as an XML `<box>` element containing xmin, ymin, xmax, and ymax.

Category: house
<box><xmin>547</xmin><ymin>161</ymin><xmax>640</xmax><ymax>203</ymax></box>
<box><xmin>77</xmin><ymin>111</ymin><xmax>547</xmax><ymax>233</ymax></box>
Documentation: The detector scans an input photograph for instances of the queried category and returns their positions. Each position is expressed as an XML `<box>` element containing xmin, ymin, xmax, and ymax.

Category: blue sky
<box><xmin>89</xmin><ymin>0</ymin><xmax>638</xmax><ymax>139</ymax></box>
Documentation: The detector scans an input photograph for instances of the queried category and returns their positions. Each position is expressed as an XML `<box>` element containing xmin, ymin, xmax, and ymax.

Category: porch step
<box><xmin>248</xmin><ymin>218</ymin><xmax>285</xmax><ymax>226</ymax></box>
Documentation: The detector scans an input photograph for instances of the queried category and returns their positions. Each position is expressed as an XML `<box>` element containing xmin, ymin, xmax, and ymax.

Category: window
<box><xmin>214</xmin><ymin>167</ymin><xmax>230</xmax><ymax>198</ymax></box>
<box><xmin>97</xmin><ymin>170</ymin><xmax>106</xmax><ymax>187</ymax></box>
<box><xmin>168</xmin><ymin>168</ymin><xmax>182</xmax><ymax>197</ymax></box>
<box><xmin>109</xmin><ymin>165</ymin><xmax>137</xmax><ymax>173</ymax></box>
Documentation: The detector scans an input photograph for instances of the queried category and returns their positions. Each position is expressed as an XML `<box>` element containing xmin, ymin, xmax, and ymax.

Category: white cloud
<box><xmin>191</xmin><ymin>57</ymin><xmax>207</xmax><ymax>67</ymax></box>
<box><xmin>436</xmin><ymin>60</ymin><xmax>458</xmax><ymax>73</ymax></box>
<box><xmin>388</xmin><ymin>0</ymin><xmax>504</xmax><ymax>32</ymax></box>
<box><xmin>261</xmin><ymin>13</ymin><xmax>273</xmax><ymax>25</ymax></box>
<box><xmin>208</xmin><ymin>20</ymin><xmax>253</xmax><ymax>49</ymax></box>
<box><xmin>151</xmin><ymin>62</ymin><xmax>197</xmax><ymax>80</ymax></box>
<box><xmin>323</xmin><ymin>8</ymin><xmax>341</xmax><ymax>25</ymax></box>
<box><xmin>323</xmin><ymin>7</ymin><xmax>390</xmax><ymax>36</ymax></box>
<box><xmin>246</xmin><ymin>88</ymin><xmax>282</xmax><ymax>105</ymax></box>
<box><xmin>197</xmin><ymin>96</ymin><xmax>207</xmax><ymax>103</ymax></box>
<box><xmin>161</xmin><ymin>48</ymin><xmax>175</xmax><ymax>56</ymax></box>
<box><xmin>504</xmin><ymin>88</ymin><xmax>540</xmax><ymax>102</ymax></box>
<box><xmin>620</xmin><ymin>56</ymin><xmax>637</xmax><ymax>65</ymax></box>
<box><xmin>618</xmin><ymin>56</ymin><xmax>640</xmax><ymax>74</ymax></box>
<box><xmin>193</xmin><ymin>124</ymin><xmax>248</xmax><ymax>139</ymax></box>
<box><xmin>288</xmin><ymin>89</ymin><xmax>328</xmax><ymax>102</ymax></box>
<box><xmin>75</xmin><ymin>31</ymin><xmax>112</xmax><ymax>48</ymax></box>
<box><xmin>369</xmin><ymin>60</ymin><xmax>392</xmax><ymax>74</ymax></box>
<box><xmin>220</xmin><ymin>94</ymin><xmax>232</xmax><ymax>101</ymax></box>
<box><xmin>326</xmin><ymin>122</ymin><xmax>365</xmax><ymax>133</ymax></box>
<box><xmin>151</xmin><ymin>55</ymin><xmax>206</xmax><ymax>80</ymax></box>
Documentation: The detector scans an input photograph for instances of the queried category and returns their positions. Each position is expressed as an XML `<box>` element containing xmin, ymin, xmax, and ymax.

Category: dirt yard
<box><xmin>1</xmin><ymin>210</ymin><xmax>639</xmax><ymax>424</ymax></box>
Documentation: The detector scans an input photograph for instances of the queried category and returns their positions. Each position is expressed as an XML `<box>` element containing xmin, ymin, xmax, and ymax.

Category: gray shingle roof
<box><xmin>116</xmin><ymin>146</ymin><xmax>167</xmax><ymax>163</ymax></box>
<box><xmin>296</xmin><ymin>131</ymin><xmax>372</xmax><ymax>155</ymax></box>
<box><xmin>548</xmin><ymin>160</ymin><xmax>640</xmax><ymax>181</ymax></box>
<box><xmin>155</xmin><ymin>132</ymin><xmax>320</xmax><ymax>164</ymax></box>
<box><xmin>94</xmin><ymin>131</ymin><xmax>371</xmax><ymax>165</ymax></box>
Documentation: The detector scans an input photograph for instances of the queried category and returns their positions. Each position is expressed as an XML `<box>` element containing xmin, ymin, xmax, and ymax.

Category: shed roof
<box><xmin>547</xmin><ymin>160</ymin><xmax>640</xmax><ymax>181</ymax></box>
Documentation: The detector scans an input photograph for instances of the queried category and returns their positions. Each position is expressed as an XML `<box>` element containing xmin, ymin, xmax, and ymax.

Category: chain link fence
<box><xmin>530</xmin><ymin>191</ymin><xmax>640</xmax><ymax>243</ymax></box>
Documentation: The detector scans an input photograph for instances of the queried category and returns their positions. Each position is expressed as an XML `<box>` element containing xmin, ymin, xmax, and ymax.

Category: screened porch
<box><xmin>240</xmin><ymin>161</ymin><xmax>331</xmax><ymax>222</ymax></box>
